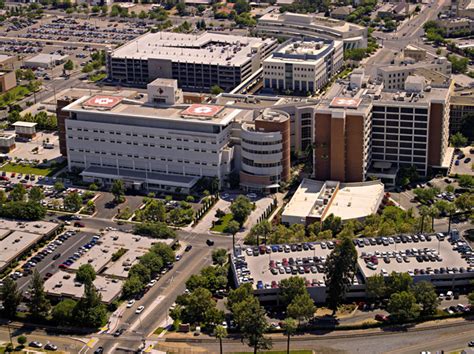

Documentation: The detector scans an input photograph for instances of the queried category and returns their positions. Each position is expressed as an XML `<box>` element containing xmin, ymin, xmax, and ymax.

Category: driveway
<box><xmin>94</xmin><ymin>193</ymin><xmax>144</xmax><ymax>220</ymax></box>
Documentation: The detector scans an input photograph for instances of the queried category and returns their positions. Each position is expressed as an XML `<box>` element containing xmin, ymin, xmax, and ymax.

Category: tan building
<box><xmin>450</xmin><ymin>87</ymin><xmax>474</xmax><ymax>138</ymax></box>
<box><xmin>0</xmin><ymin>71</ymin><xmax>16</xmax><ymax>93</ymax></box>
<box><xmin>0</xmin><ymin>133</ymin><xmax>16</xmax><ymax>153</ymax></box>
<box><xmin>0</xmin><ymin>55</ymin><xmax>15</xmax><ymax>70</ymax></box>
<box><xmin>403</xmin><ymin>45</ymin><xmax>426</xmax><ymax>62</ymax></box>
<box><xmin>436</xmin><ymin>18</ymin><xmax>474</xmax><ymax>36</ymax></box>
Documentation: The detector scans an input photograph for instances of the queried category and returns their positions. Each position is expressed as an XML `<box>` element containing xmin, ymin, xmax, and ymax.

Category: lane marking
<box><xmin>86</xmin><ymin>337</ymin><xmax>98</xmax><ymax>348</ymax></box>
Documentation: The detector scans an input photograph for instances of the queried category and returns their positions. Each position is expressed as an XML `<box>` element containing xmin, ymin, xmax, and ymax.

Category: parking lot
<box><xmin>451</xmin><ymin>146</ymin><xmax>473</xmax><ymax>176</ymax></box>
<box><xmin>94</xmin><ymin>193</ymin><xmax>144</xmax><ymax>220</ymax></box>
<box><xmin>8</xmin><ymin>131</ymin><xmax>61</xmax><ymax>162</ymax></box>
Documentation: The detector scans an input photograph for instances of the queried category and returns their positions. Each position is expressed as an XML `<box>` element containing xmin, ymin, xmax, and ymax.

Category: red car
<box><xmin>74</xmin><ymin>221</ymin><xmax>85</xmax><ymax>227</ymax></box>
<box><xmin>375</xmin><ymin>314</ymin><xmax>389</xmax><ymax>322</ymax></box>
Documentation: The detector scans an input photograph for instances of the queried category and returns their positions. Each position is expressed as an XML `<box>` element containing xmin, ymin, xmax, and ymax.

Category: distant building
<box><xmin>257</xmin><ymin>11</ymin><xmax>367</xmax><ymax>50</ymax></box>
<box><xmin>24</xmin><ymin>53</ymin><xmax>68</xmax><ymax>69</ymax></box>
<box><xmin>13</xmin><ymin>121</ymin><xmax>37</xmax><ymax>139</ymax></box>
<box><xmin>330</xmin><ymin>6</ymin><xmax>354</xmax><ymax>20</ymax></box>
<box><xmin>0</xmin><ymin>55</ymin><xmax>15</xmax><ymax>70</ymax></box>
<box><xmin>450</xmin><ymin>87</ymin><xmax>474</xmax><ymax>139</ymax></box>
<box><xmin>106</xmin><ymin>32</ymin><xmax>277</xmax><ymax>92</ymax></box>
<box><xmin>378</xmin><ymin>2</ymin><xmax>410</xmax><ymax>20</ymax></box>
<box><xmin>0</xmin><ymin>133</ymin><xmax>16</xmax><ymax>153</ymax></box>
<box><xmin>436</xmin><ymin>18</ymin><xmax>474</xmax><ymax>36</ymax></box>
<box><xmin>262</xmin><ymin>38</ymin><xmax>344</xmax><ymax>94</ymax></box>
<box><xmin>0</xmin><ymin>71</ymin><xmax>16</xmax><ymax>93</ymax></box>
<box><xmin>403</xmin><ymin>45</ymin><xmax>426</xmax><ymax>62</ymax></box>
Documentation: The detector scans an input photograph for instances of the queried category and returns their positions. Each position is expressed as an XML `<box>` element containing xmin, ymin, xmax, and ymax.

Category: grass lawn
<box><xmin>89</xmin><ymin>72</ymin><xmax>107</xmax><ymax>82</ymax></box>
<box><xmin>0</xmin><ymin>85</ymin><xmax>32</xmax><ymax>107</ymax></box>
<box><xmin>0</xmin><ymin>161</ymin><xmax>66</xmax><ymax>176</ymax></box>
<box><xmin>211</xmin><ymin>213</ymin><xmax>233</xmax><ymax>233</ymax></box>
<box><xmin>153</xmin><ymin>327</ymin><xmax>166</xmax><ymax>335</ymax></box>
<box><xmin>231</xmin><ymin>351</ymin><xmax>312</xmax><ymax>354</ymax></box>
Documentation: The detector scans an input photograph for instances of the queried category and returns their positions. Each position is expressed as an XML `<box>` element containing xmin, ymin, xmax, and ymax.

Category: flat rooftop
<box><xmin>265</xmin><ymin>39</ymin><xmax>339</xmax><ymax>63</ymax></box>
<box><xmin>451</xmin><ymin>88</ymin><xmax>474</xmax><ymax>106</ymax></box>
<box><xmin>282</xmin><ymin>179</ymin><xmax>384</xmax><ymax>224</ymax></box>
<box><xmin>64</xmin><ymin>95</ymin><xmax>248</xmax><ymax>125</ymax></box>
<box><xmin>0</xmin><ymin>231</ymin><xmax>47</xmax><ymax>271</ymax></box>
<box><xmin>377</xmin><ymin>85</ymin><xmax>450</xmax><ymax>105</ymax></box>
<box><xmin>110</xmin><ymin>31</ymin><xmax>275</xmax><ymax>66</ymax></box>
<box><xmin>0</xmin><ymin>219</ymin><xmax>58</xmax><ymax>236</ymax></box>
<box><xmin>357</xmin><ymin>237</ymin><xmax>472</xmax><ymax>279</ymax></box>
<box><xmin>25</xmin><ymin>53</ymin><xmax>68</xmax><ymax>64</ymax></box>
<box><xmin>213</xmin><ymin>93</ymin><xmax>284</xmax><ymax>109</ymax></box>
<box><xmin>44</xmin><ymin>270</ymin><xmax>123</xmax><ymax>304</ymax></box>
<box><xmin>69</xmin><ymin>231</ymin><xmax>174</xmax><ymax>279</ymax></box>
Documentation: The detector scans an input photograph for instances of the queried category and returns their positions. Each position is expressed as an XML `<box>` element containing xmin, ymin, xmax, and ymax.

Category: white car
<box><xmin>147</xmin><ymin>279</ymin><xmax>157</xmax><ymax>287</ymax></box>
<box><xmin>135</xmin><ymin>305</ymin><xmax>145</xmax><ymax>314</ymax></box>
<box><xmin>126</xmin><ymin>300</ymin><xmax>135</xmax><ymax>308</ymax></box>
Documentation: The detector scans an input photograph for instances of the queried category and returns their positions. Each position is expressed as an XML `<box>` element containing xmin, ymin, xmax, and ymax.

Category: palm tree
<box><xmin>419</xmin><ymin>205</ymin><xmax>430</xmax><ymax>233</ymax></box>
<box><xmin>226</xmin><ymin>220</ymin><xmax>240</xmax><ymax>255</ymax></box>
<box><xmin>283</xmin><ymin>318</ymin><xmax>297</xmax><ymax>354</ymax></box>
<box><xmin>445</xmin><ymin>203</ymin><xmax>457</xmax><ymax>235</ymax></box>
<box><xmin>428</xmin><ymin>206</ymin><xmax>440</xmax><ymax>232</ymax></box>
<box><xmin>214</xmin><ymin>325</ymin><xmax>227</xmax><ymax>354</ymax></box>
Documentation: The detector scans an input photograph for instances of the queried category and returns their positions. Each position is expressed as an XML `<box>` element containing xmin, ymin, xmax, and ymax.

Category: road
<box><xmin>181</xmin><ymin>320</ymin><xmax>474</xmax><ymax>354</ymax></box>
<box><xmin>363</xmin><ymin>0</ymin><xmax>448</xmax><ymax>78</ymax></box>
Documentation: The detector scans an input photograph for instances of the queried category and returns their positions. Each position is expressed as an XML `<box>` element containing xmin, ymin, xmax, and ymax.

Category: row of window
<box><xmin>242</xmin><ymin>147</ymin><xmax>282</xmax><ymax>155</ymax></box>
<box><xmin>372</xmin><ymin>140</ymin><xmax>426</xmax><ymax>149</ymax></box>
<box><xmin>242</xmin><ymin>138</ymin><xmax>282</xmax><ymax>146</ymax></box>
<box><xmin>373</xmin><ymin>106</ymin><xmax>428</xmax><ymax>114</ymax></box>
<box><xmin>242</xmin><ymin>157</ymin><xmax>281</xmax><ymax>168</ymax></box>
<box><xmin>372</xmin><ymin>147</ymin><xmax>426</xmax><ymax>156</ymax></box>
<box><xmin>372</xmin><ymin>128</ymin><xmax>428</xmax><ymax>135</ymax></box>
<box><xmin>372</xmin><ymin>113</ymin><xmax>428</xmax><ymax>121</ymax></box>
<box><xmin>373</xmin><ymin>134</ymin><xmax>427</xmax><ymax>142</ymax></box>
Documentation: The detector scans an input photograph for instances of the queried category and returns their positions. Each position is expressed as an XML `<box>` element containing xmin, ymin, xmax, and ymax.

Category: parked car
<box><xmin>29</xmin><ymin>341</ymin><xmax>43</xmax><ymax>348</ymax></box>
<box><xmin>135</xmin><ymin>305</ymin><xmax>145</xmax><ymax>314</ymax></box>
<box><xmin>44</xmin><ymin>343</ymin><xmax>58</xmax><ymax>351</ymax></box>
<box><xmin>206</xmin><ymin>239</ymin><xmax>214</xmax><ymax>246</ymax></box>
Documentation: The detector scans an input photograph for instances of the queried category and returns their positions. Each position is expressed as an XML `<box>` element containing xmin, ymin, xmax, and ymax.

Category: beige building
<box><xmin>0</xmin><ymin>133</ymin><xmax>16</xmax><ymax>153</ymax></box>
<box><xmin>263</xmin><ymin>38</ymin><xmax>344</xmax><ymax>94</ymax></box>
<box><xmin>436</xmin><ymin>18</ymin><xmax>474</xmax><ymax>36</ymax></box>
<box><xmin>403</xmin><ymin>45</ymin><xmax>427</xmax><ymax>62</ymax></box>
<box><xmin>450</xmin><ymin>87</ymin><xmax>474</xmax><ymax>137</ymax></box>
<box><xmin>0</xmin><ymin>71</ymin><xmax>16</xmax><ymax>93</ymax></box>
<box><xmin>0</xmin><ymin>55</ymin><xmax>15</xmax><ymax>70</ymax></box>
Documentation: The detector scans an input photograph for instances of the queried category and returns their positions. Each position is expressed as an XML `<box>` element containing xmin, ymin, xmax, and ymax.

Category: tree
<box><xmin>210</xmin><ymin>85</ymin><xmax>224</xmax><ymax>95</ymax></box>
<box><xmin>63</xmin><ymin>59</ymin><xmax>74</xmax><ymax>72</ymax></box>
<box><xmin>215</xmin><ymin>325</ymin><xmax>227</xmax><ymax>354</ymax></box>
<box><xmin>75</xmin><ymin>264</ymin><xmax>96</xmax><ymax>284</ymax></box>
<box><xmin>232</xmin><ymin>296</ymin><xmax>271</xmax><ymax>353</ymax></box>
<box><xmin>448</xmin><ymin>54</ymin><xmax>469</xmax><ymax>74</ymax></box>
<box><xmin>458</xmin><ymin>175</ymin><xmax>473</xmax><ymax>188</ymax></box>
<box><xmin>428</xmin><ymin>205</ymin><xmax>440</xmax><ymax>231</ymax></box>
<box><xmin>418</xmin><ymin>205</ymin><xmax>430</xmax><ymax>233</ymax></box>
<box><xmin>321</xmin><ymin>213</ymin><xmax>342</xmax><ymax>236</ymax></box>
<box><xmin>234</xmin><ymin>0</ymin><xmax>250</xmax><ymax>14</ymax></box>
<box><xmin>283</xmin><ymin>318</ymin><xmax>297</xmax><ymax>354</ymax></box>
<box><xmin>226</xmin><ymin>220</ymin><xmax>240</xmax><ymax>254</ymax></box>
<box><xmin>17</xmin><ymin>335</ymin><xmax>27</xmax><ymax>347</ymax></box>
<box><xmin>250</xmin><ymin>220</ymin><xmax>272</xmax><ymax>245</ymax></box>
<box><xmin>387</xmin><ymin>291</ymin><xmax>420</xmax><ymax>323</ymax></box>
<box><xmin>212</xmin><ymin>248</ymin><xmax>228</xmax><ymax>266</ymax></box>
<box><xmin>122</xmin><ymin>275</ymin><xmax>144</xmax><ymax>299</ymax></box>
<box><xmin>324</xmin><ymin>237</ymin><xmax>357</xmax><ymax>314</ymax></box>
<box><xmin>0</xmin><ymin>277</ymin><xmax>21</xmax><ymax>318</ymax></box>
<box><xmin>230</xmin><ymin>195</ymin><xmax>253</xmax><ymax>226</ymax></box>
<box><xmin>176</xmin><ymin>2</ymin><xmax>187</xmax><ymax>15</ymax></box>
<box><xmin>365</xmin><ymin>274</ymin><xmax>387</xmax><ymax>301</ymax></box>
<box><xmin>412</xmin><ymin>281</ymin><xmax>439</xmax><ymax>316</ymax></box>
<box><xmin>139</xmin><ymin>199</ymin><xmax>166</xmax><ymax>222</ymax></box>
<box><xmin>450</xmin><ymin>132</ymin><xmax>468</xmax><ymax>147</ymax></box>
<box><xmin>28</xmin><ymin>186</ymin><xmax>44</xmax><ymax>203</ymax></box>
<box><xmin>468</xmin><ymin>291</ymin><xmax>474</xmax><ymax>307</ymax></box>
<box><xmin>227</xmin><ymin>282</ymin><xmax>253</xmax><ymax>311</ymax></box>
<box><xmin>63</xmin><ymin>191</ymin><xmax>82</xmax><ymax>211</ymax></box>
<box><xmin>455</xmin><ymin>193</ymin><xmax>474</xmax><ymax>212</ymax></box>
<box><xmin>133</xmin><ymin>222</ymin><xmax>177</xmax><ymax>239</ymax></box>
<box><xmin>176</xmin><ymin>287</ymin><xmax>219</xmax><ymax>325</ymax></box>
<box><xmin>111</xmin><ymin>179</ymin><xmax>125</xmax><ymax>203</ymax></box>
<box><xmin>10</xmin><ymin>183</ymin><xmax>26</xmax><ymax>202</ymax></box>
<box><xmin>73</xmin><ymin>282</ymin><xmax>108</xmax><ymax>328</ymax></box>
<box><xmin>386</xmin><ymin>272</ymin><xmax>413</xmax><ymax>296</ymax></box>
<box><xmin>287</xmin><ymin>292</ymin><xmax>315</xmax><ymax>324</ymax></box>
<box><xmin>53</xmin><ymin>181</ymin><xmax>65</xmax><ymax>192</ymax></box>
<box><xmin>27</xmin><ymin>269</ymin><xmax>51</xmax><ymax>320</ymax></box>
<box><xmin>279</xmin><ymin>276</ymin><xmax>306</xmax><ymax>307</ymax></box>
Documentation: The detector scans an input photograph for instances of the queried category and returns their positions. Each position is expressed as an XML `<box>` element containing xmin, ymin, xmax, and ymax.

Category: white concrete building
<box><xmin>263</xmin><ymin>38</ymin><xmax>343</xmax><ymax>93</ymax></box>
<box><xmin>24</xmin><ymin>53</ymin><xmax>68</xmax><ymax>69</ymax></box>
<box><xmin>257</xmin><ymin>11</ymin><xmax>367</xmax><ymax>50</ymax></box>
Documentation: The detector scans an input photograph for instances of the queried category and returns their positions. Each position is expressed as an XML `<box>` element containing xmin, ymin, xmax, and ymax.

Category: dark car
<box><xmin>185</xmin><ymin>245</ymin><xmax>192</xmax><ymax>252</ymax></box>
<box><xmin>206</xmin><ymin>239</ymin><xmax>214</xmax><ymax>246</ymax></box>
<box><xmin>114</xmin><ymin>328</ymin><xmax>125</xmax><ymax>337</ymax></box>
<box><xmin>52</xmin><ymin>253</ymin><xmax>61</xmax><ymax>260</ymax></box>
<box><xmin>44</xmin><ymin>343</ymin><xmax>58</xmax><ymax>351</ymax></box>
<box><xmin>94</xmin><ymin>347</ymin><xmax>104</xmax><ymax>354</ymax></box>
<box><xmin>74</xmin><ymin>221</ymin><xmax>85</xmax><ymax>227</ymax></box>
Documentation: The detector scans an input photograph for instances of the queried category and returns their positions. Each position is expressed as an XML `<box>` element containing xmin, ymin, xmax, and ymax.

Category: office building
<box><xmin>257</xmin><ymin>11</ymin><xmax>367</xmax><ymax>50</ymax></box>
<box><xmin>106</xmin><ymin>32</ymin><xmax>277</xmax><ymax>92</ymax></box>
<box><xmin>0</xmin><ymin>133</ymin><xmax>16</xmax><ymax>153</ymax></box>
<box><xmin>450</xmin><ymin>87</ymin><xmax>474</xmax><ymax>139</ymax></box>
<box><xmin>262</xmin><ymin>38</ymin><xmax>343</xmax><ymax>94</ymax></box>
<box><xmin>24</xmin><ymin>53</ymin><xmax>68</xmax><ymax>69</ymax></box>
<box><xmin>376</xmin><ymin>57</ymin><xmax>452</xmax><ymax>91</ymax></box>
<box><xmin>436</xmin><ymin>18</ymin><xmax>474</xmax><ymax>36</ymax></box>
<box><xmin>0</xmin><ymin>71</ymin><xmax>16</xmax><ymax>93</ymax></box>
<box><xmin>369</xmin><ymin>76</ymin><xmax>453</xmax><ymax>184</ymax></box>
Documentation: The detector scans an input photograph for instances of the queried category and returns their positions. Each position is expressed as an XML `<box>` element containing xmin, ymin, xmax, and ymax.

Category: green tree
<box><xmin>0</xmin><ymin>189</ymin><xmax>6</xmax><ymax>204</ymax></box>
<box><xmin>458</xmin><ymin>174</ymin><xmax>473</xmax><ymax>188</ymax></box>
<box><xmin>122</xmin><ymin>275</ymin><xmax>144</xmax><ymax>299</ymax></box>
<box><xmin>287</xmin><ymin>292</ymin><xmax>315</xmax><ymax>324</ymax></box>
<box><xmin>28</xmin><ymin>186</ymin><xmax>44</xmax><ymax>203</ymax></box>
<box><xmin>140</xmin><ymin>199</ymin><xmax>166</xmax><ymax>222</ymax></box>
<box><xmin>63</xmin><ymin>59</ymin><xmax>74</xmax><ymax>71</ymax></box>
<box><xmin>214</xmin><ymin>325</ymin><xmax>227</xmax><ymax>354</ymax></box>
<box><xmin>232</xmin><ymin>296</ymin><xmax>271</xmax><ymax>353</ymax></box>
<box><xmin>227</xmin><ymin>282</ymin><xmax>253</xmax><ymax>311</ymax></box>
<box><xmin>324</xmin><ymin>237</ymin><xmax>357</xmax><ymax>314</ymax></box>
<box><xmin>283</xmin><ymin>318</ymin><xmax>297</xmax><ymax>354</ymax></box>
<box><xmin>10</xmin><ymin>183</ymin><xmax>27</xmax><ymax>202</ymax></box>
<box><xmin>321</xmin><ymin>213</ymin><xmax>342</xmax><ymax>236</ymax></box>
<box><xmin>150</xmin><ymin>242</ymin><xmax>175</xmax><ymax>264</ymax></box>
<box><xmin>0</xmin><ymin>277</ymin><xmax>21</xmax><ymax>318</ymax></box>
<box><xmin>75</xmin><ymin>264</ymin><xmax>96</xmax><ymax>284</ymax></box>
<box><xmin>448</xmin><ymin>54</ymin><xmax>469</xmax><ymax>74</ymax></box>
<box><xmin>176</xmin><ymin>287</ymin><xmax>219</xmax><ymax>325</ymax></box>
<box><xmin>27</xmin><ymin>269</ymin><xmax>51</xmax><ymax>320</ymax></box>
<box><xmin>279</xmin><ymin>276</ymin><xmax>306</xmax><ymax>307</ymax></box>
<box><xmin>53</xmin><ymin>181</ymin><xmax>65</xmax><ymax>192</ymax></box>
<box><xmin>212</xmin><ymin>248</ymin><xmax>228</xmax><ymax>266</ymax></box>
<box><xmin>387</xmin><ymin>291</ymin><xmax>420</xmax><ymax>323</ymax></box>
<box><xmin>226</xmin><ymin>220</ymin><xmax>240</xmax><ymax>254</ymax></box>
<box><xmin>133</xmin><ymin>222</ymin><xmax>177</xmax><ymax>239</ymax></box>
<box><xmin>210</xmin><ymin>85</ymin><xmax>224</xmax><ymax>95</ymax></box>
<box><xmin>365</xmin><ymin>274</ymin><xmax>387</xmax><ymax>301</ymax></box>
<box><xmin>412</xmin><ymin>281</ymin><xmax>439</xmax><ymax>316</ymax></box>
<box><xmin>73</xmin><ymin>282</ymin><xmax>108</xmax><ymax>328</ymax></box>
<box><xmin>111</xmin><ymin>179</ymin><xmax>125</xmax><ymax>203</ymax></box>
<box><xmin>176</xmin><ymin>2</ymin><xmax>187</xmax><ymax>15</ymax></box>
<box><xmin>428</xmin><ymin>205</ymin><xmax>440</xmax><ymax>231</ymax></box>
<box><xmin>249</xmin><ymin>220</ymin><xmax>272</xmax><ymax>245</ymax></box>
<box><xmin>450</xmin><ymin>132</ymin><xmax>468</xmax><ymax>147</ymax></box>
<box><xmin>63</xmin><ymin>191</ymin><xmax>82</xmax><ymax>211</ymax></box>
<box><xmin>468</xmin><ymin>291</ymin><xmax>474</xmax><ymax>307</ymax></box>
<box><xmin>455</xmin><ymin>193</ymin><xmax>474</xmax><ymax>212</ymax></box>
<box><xmin>17</xmin><ymin>335</ymin><xmax>27</xmax><ymax>347</ymax></box>
<box><xmin>386</xmin><ymin>272</ymin><xmax>413</xmax><ymax>296</ymax></box>
<box><xmin>419</xmin><ymin>205</ymin><xmax>430</xmax><ymax>233</ymax></box>
<box><xmin>230</xmin><ymin>195</ymin><xmax>253</xmax><ymax>226</ymax></box>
